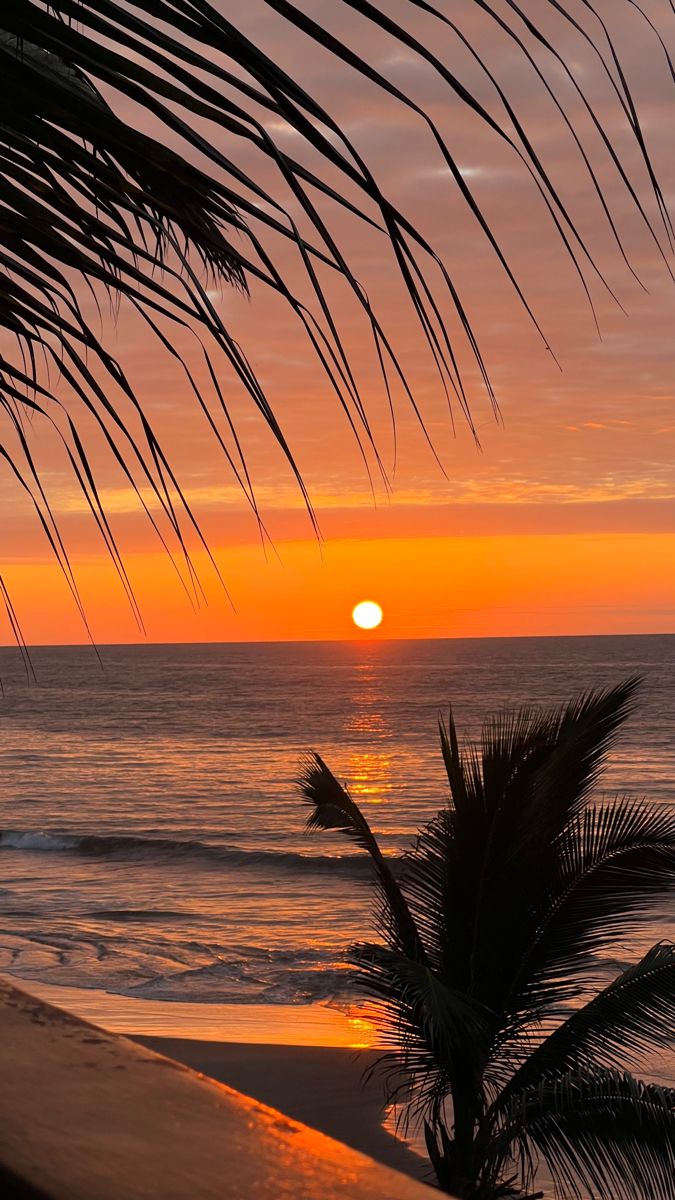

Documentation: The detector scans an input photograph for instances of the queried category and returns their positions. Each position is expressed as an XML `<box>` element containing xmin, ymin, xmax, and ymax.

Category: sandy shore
<box><xmin>11</xmin><ymin>980</ymin><xmax>426</xmax><ymax>1179</ymax></box>
<box><xmin>13</xmin><ymin>979</ymin><xmax>375</xmax><ymax>1045</ymax></box>
<box><xmin>136</xmin><ymin>1037</ymin><xmax>428</xmax><ymax>1182</ymax></box>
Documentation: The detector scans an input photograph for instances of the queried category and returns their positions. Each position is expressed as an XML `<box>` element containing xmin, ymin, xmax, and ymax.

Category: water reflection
<box><xmin>343</xmin><ymin>657</ymin><xmax>395</xmax><ymax>807</ymax></box>
<box><xmin>344</xmin><ymin>660</ymin><xmax>389</xmax><ymax>738</ymax></box>
<box><xmin>346</xmin><ymin>751</ymin><xmax>394</xmax><ymax>804</ymax></box>
<box><xmin>345</xmin><ymin>1011</ymin><xmax>378</xmax><ymax>1050</ymax></box>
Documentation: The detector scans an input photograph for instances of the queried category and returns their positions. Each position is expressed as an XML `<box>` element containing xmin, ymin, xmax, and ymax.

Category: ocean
<box><xmin>0</xmin><ymin>635</ymin><xmax>673</xmax><ymax>1027</ymax></box>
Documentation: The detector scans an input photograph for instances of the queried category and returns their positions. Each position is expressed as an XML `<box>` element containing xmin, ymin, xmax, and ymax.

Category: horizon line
<box><xmin>0</xmin><ymin>629</ymin><xmax>673</xmax><ymax>652</ymax></box>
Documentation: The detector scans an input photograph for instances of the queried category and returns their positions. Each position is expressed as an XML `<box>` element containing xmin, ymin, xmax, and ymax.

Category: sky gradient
<box><xmin>5</xmin><ymin>2</ymin><xmax>675</xmax><ymax>644</ymax></box>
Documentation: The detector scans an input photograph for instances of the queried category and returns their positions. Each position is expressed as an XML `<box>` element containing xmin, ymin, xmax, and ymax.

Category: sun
<box><xmin>352</xmin><ymin>600</ymin><xmax>383</xmax><ymax>631</ymax></box>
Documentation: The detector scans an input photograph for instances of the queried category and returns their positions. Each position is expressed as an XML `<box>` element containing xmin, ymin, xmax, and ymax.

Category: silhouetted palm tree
<box><xmin>298</xmin><ymin>679</ymin><xmax>675</xmax><ymax>1199</ymax></box>
<box><xmin>3</xmin><ymin>5</ymin><xmax>675</xmax><ymax>629</ymax></box>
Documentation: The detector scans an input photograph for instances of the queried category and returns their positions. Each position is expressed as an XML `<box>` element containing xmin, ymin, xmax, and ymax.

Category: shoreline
<box><xmin>8</xmin><ymin>978</ymin><xmax>672</xmax><ymax>1198</ymax></box>
<box><xmin>6</xmin><ymin>978</ymin><xmax>427</xmax><ymax>1179</ymax></box>
<box><xmin>6</xmin><ymin>978</ymin><xmax>373</xmax><ymax>1046</ymax></box>
<box><xmin>7</xmin><ymin>979</ymin><xmax>425</xmax><ymax>1176</ymax></box>
<box><xmin>135</xmin><ymin>1037</ymin><xmax>427</xmax><ymax>1181</ymax></box>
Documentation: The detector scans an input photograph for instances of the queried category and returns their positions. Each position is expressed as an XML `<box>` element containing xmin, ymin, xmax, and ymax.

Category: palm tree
<box><xmin>2</xmin><ymin>3</ymin><xmax>675</xmax><ymax>647</ymax></box>
<box><xmin>298</xmin><ymin>679</ymin><xmax>675</xmax><ymax>1199</ymax></box>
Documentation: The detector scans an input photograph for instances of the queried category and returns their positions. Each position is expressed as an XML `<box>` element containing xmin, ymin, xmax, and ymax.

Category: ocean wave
<box><xmin>1</xmin><ymin>830</ymin><xmax>81</xmax><ymax>853</ymax></box>
<box><xmin>0</xmin><ymin>828</ymin><xmax>378</xmax><ymax>877</ymax></box>
<box><xmin>87</xmin><ymin>908</ymin><xmax>196</xmax><ymax>924</ymax></box>
<box><xmin>0</xmin><ymin>929</ymin><xmax>359</xmax><ymax>1005</ymax></box>
<box><xmin>121</xmin><ymin>966</ymin><xmax>357</xmax><ymax>1005</ymax></box>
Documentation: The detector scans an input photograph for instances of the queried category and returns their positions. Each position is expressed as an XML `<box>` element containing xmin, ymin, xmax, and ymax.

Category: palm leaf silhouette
<box><xmin>501</xmin><ymin>942</ymin><xmax>675</xmax><ymax>1087</ymax></box>
<box><xmin>298</xmin><ymin>680</ymin><xmax>675</xmax><ymax>1198</ymax></box>
<box><xmin>491</xmin><ymin>1070</ymin><xmax>675</xmax><ymax>1200</ymax></box>
<box><xmin>2</xmin><ymin>3</ymin><xmax>675</xmax><ymax>641</ymax></box>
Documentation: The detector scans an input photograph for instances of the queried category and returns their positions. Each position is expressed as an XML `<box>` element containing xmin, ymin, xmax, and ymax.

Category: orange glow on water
<box><xmin>346</xmin><ymin>1014</ymin><xmax>378</xmax><ymax>1050</ymax></box>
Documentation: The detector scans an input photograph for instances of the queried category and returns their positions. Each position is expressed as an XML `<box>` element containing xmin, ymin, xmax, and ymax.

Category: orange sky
<box><xmin>3</xmin><ymin>5</ymin><xmax>674</xmax><ymax>644</ymax></box>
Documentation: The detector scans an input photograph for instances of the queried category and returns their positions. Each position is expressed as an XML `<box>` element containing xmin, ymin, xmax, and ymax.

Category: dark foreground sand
<box><xmin>136</xmin><ymin>1038</ymin><xmax>428</xmax><ymax>1182</ymax></box>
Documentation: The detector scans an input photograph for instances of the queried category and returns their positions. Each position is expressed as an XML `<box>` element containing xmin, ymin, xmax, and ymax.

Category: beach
<box><xmin>136</xmin><ymin>1038</ymin><xmax>427</xmax><ymax>1181</ymax></box>
<box><xmin>10</xmin><ymin>979</ymin><xmax>426</xmax><ymax>1180</ymax></box>
<box><xmin>12</xmin><ymin>977</ymin><xmax>675</xmax><ymax>1200</ymax></box>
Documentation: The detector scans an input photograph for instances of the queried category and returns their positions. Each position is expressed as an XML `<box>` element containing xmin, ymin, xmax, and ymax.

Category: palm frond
<box><xmin>481</xmin><ymin>679</ymin><xmax>640</xmax><ymax>830</ymax></box>
<box><xmin>1</xmin><ymin>3</ymin><xmax>674</xmax><ymax>637</ymax></box>
<box><xmin>352</xmin><ymin>941</ymin><xmax>488</xmax><ymax>1125</ymax></box>
<box><xmin>297</xmin><ymin>752</ymin><xmax>424</xmax><ymax>960</ymax></box>
<box><xmin>438</xmin><ymin>709</ymin><xmax>470</xmax><ymax>816</ymax></box>
<box><xmin>506</xmin><ymin>798</ymin><xmax>675</xmax><ymax>1014</ymax></box>
<box><xmin>498</xmin><ymin>942</ymin><xmax>675</xmax><ymax>1102</ymax></box>
<box><xmin>401</xmin><ymin>683</ymin><xmax>643</xmax><ymax>1012</ymax></box>
<box><xmin>297</xmin><ymin>751</ymin><xmax>375</xmax><ymax>850</ymax></box>
<box><xmin>490</xmin><ymin>1068</ymin><xmax>675</xmax><ymax>1200</ymax></box>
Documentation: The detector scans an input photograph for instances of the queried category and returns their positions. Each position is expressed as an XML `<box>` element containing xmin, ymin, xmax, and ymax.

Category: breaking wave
<box><xmin>0</xmin><ymin>828</ymin><xmax>377</xmax><ymax>877</ymax></box>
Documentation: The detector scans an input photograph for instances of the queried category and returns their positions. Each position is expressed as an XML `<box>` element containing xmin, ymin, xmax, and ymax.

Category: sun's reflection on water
<box><xmin>345</xmin><ymin>1012</ymin><xmax>378</xmax><ymax>1050</ymax></box>
<box><xmin>347</xmin><ymin>751</ymin><xmax>394</xmax><ymax>804</ymax></box>
<box><xmin>344</xmin><ymin>661</ymin><xmax>388</xmax><ymax>736</ymax></box>
<box><xmin>341</xmin><ymin>655</ymin><xmax>396</xmax><ymax>810</ymax></box>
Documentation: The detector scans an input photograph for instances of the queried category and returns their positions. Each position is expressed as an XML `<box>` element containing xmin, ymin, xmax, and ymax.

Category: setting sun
<box><xmin>352</xmin><ymin>600</ymin><xmax>383</xmax><ymax>631</ymax></box>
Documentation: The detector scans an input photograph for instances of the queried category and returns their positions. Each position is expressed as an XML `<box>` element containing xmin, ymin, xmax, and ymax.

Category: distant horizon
<box><xmin>1</xmin><ymin>628</ymin><xmax>674</xmax><ymax>653</ymax></box>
